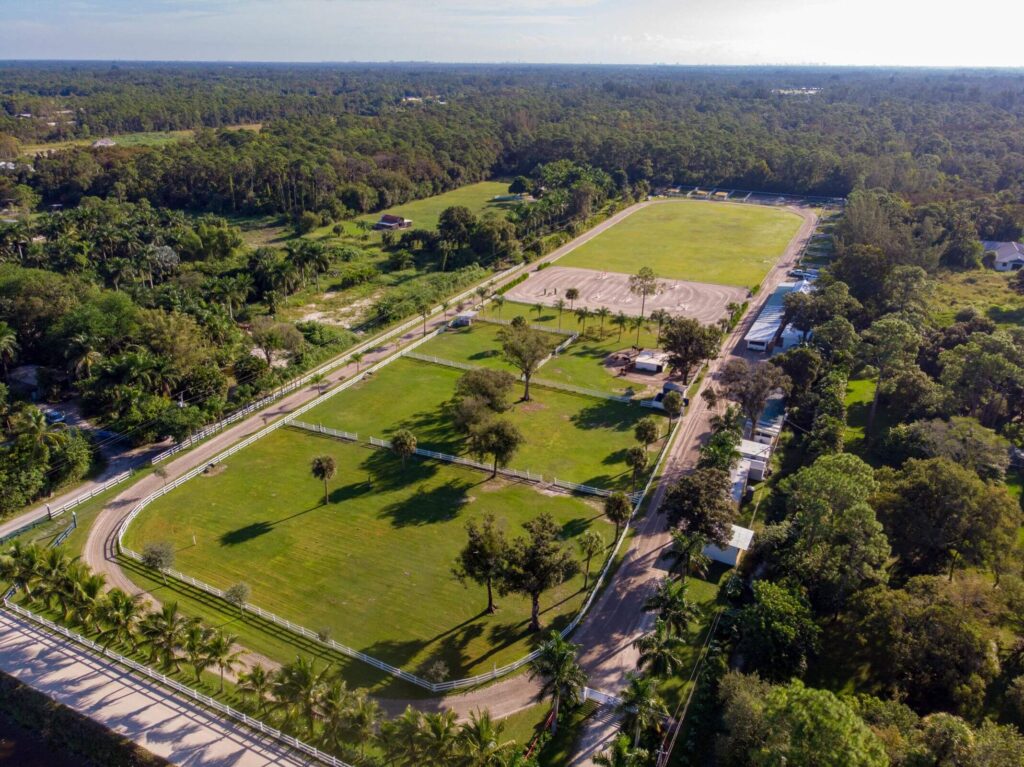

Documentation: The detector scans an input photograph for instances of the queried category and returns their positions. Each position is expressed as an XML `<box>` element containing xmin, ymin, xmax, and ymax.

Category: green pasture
<box><xmin>124</xmin><ymin>429</ymin><xmax>610</xmax><ymax>679</ymax></box>
<box><xmin>357</xmin><ymin>181</ymin><xmax>516</xmax><ymax>231</ymax></box>
<box><xmin>421</xmin><ymin>321</ymin><xmax>563</xmax><ymax>373</ymax></box>
<box><xmin>304</xmin><ymin>357</ymin><xmax>664</xmax><ymax>489</ymax></box>
<box><xmin>557</xmin><ymin>201</ymin><xmax>803</xmax><ymax>288</ymax></box>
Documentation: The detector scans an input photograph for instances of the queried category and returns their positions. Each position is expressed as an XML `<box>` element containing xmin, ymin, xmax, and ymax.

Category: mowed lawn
<box><xmin>558</xmin><ymin>201</ymin><xmax>803</xmax><ymax>288</ymax></box>
<box><xmin>124</xmin><ymin>430</ymin><xmax>608</xmax><ymax>677</ymax></box>
<box><xmin>357</xmin><ymin>181</ymin><xmax>515</xmax><ymax>231</ymax></box>
<box><xmin>304</xmin><ymin>357</ymin><xmax>665</xmax><ymax>489</ymax></box>
<box><xmin>419</xmin><ymin>321</ymin><xmax>564</xmax><ymax>373</ymax></box>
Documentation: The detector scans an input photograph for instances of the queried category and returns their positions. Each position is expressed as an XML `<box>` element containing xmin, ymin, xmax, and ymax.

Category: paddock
<box><xmin>504</xmin><ymin>265</ymin><xmax>749</xmax><ymax>325</ymax></box>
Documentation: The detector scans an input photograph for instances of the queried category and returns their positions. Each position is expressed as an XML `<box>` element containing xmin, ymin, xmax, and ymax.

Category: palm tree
<box><xmin>529</xmin><ymin>631</ymin><xmax>587</xmax><ymax>735</ymax></box>
<box><xmin>492</xmin><ymin>295</ymin><xmax>505</xmax><ymax>321</ymax></box>
<box><xmin>458</xmin><ymin>709</ymin><xmax>514</xmax><ymax>766</ymax></box>
<box><xmin>139</xmin><ymin>602</ymin><xmax>188</xmax><ymax>670</ymax></box>
<box><xmin>710</xmin><ymin>404</ymin><xmax>745</xmax><ymax>437</ymax></box>
<box><xmin>594</xmin><ymin>734</ymin><xmax>651</xmax><ymax>767</ymax></box>
<box><xmin>0</xmin><ymin>322</ymin><xmax>18</xmax><ymax>374</ymax></box>
<box><xmin>532</xmin><ymin>302</ymin><xmax>544</xmax><ymax>319</ymax></box>
<box><xmin>595</xmin><ymin>306</ymin><xmax>611</xmax><ymax>337</ymax></box>
<box><xmin>618</xmin><ymin>672</ymin><xmax>668</xmax><ymax>748</ymax></box>
<box><xmin>666</xmin><ymin>529</ymin><xmax>710</xmax><ymax>578</ymax></box>
<box><xmin>206</xmin><ymin>631</ymin><xmax>243</xmax><ymax>692</ymax></box>
<box><xmin>352</xmin><ymin>351</ymin><xmax>365</xmax><ymax>373</ymax></box>
<box><xmin>317</xmin><ymin>679</ymin><xmax>352</xmax><ymax>752</ymax></box>
<box><xmin>554</xmin><ymin>298</ymin><xmax>567</xmax><ymax>331</ymax></box>
<box><xmin>379</xmin><ymin>705</ymin><xmax>425</xmax><ymax>766</ymax></box>
<box><xmin>310</xmin><ymin>454</ymin><xmax>337</xmax><ymax>505</ymax></box>
<box><xmin>182</xmin><ymin>622</ymin><xmax>216</xmax><ymax>683</ymax></box>
<box><xmin>649</xmin><ymin>309</ymin><xmax>670</xmax><ymax>339</ymax></box>
<box><xmin>634</xmin><ymin>618</ymin><xmax>688</xmax><ymax>677</ymax></box>
<box><xmin>420</xmin><ymin>710</ymin><xmax>461</xmax><ymax>764</ymax></box>
<box><xmin>342</xmin><ymin>692</ymin><xmax>380</xmax><ymax>755</ymax></box>
<box><xmin>575</xmin><ymin>307</ymin><xmax>590</xmax><ymax>333</ymax></box>
<box><xmin>0</xmin><ymin>541</ymin><xmax>44</xmax><ymax>601</ymax></box>
<box><xmin>613</xmin><ymin>312</ymin><xmax>629</xmax><ymax>342</ymax></box>
<box><xmin>238</xmin><ymin>664</ymin><xmax>273</xmax><ymax>714</ymax></box>
<box><xmin>643</xmin><ymin>577</ymin><xmax>701</xmax><ymax>637</ymax></box>
<box><xmin>97</xmin><ymin>589</ymin><xmax>142</xmax><ymax>649</ymax></box>
<box><xmin>273</xmin><ymin>656</ymin><xmax>329</xmax><ymax>736</ymax></box>
<box><xmin>577</xmin><ymin>530</ymin><xmax>605</xmax><ymax>590</ymax></box>
<box><xmin>565</xmin><ymin>287</ymin><xmax>580</xmax><ymax>310</ymax></box>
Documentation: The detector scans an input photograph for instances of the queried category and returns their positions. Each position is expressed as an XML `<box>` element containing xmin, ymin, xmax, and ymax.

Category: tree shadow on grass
<box><xmin>360</xmin><ymin>637</ymin><xmax>427</xmax><ymax>670</ymax></box>
<box><xmin>559</xmin><ymin>516</ymin><xmax>593</xmax><ymax>539</ymax></box>
<box><xmin>377</xmin><ymin>480</ymin><xmax>472</xmax><ymax>528</ymax></box>
<box><xmin>360</xmin><ymin>448</ymin><xmax>439</xmax><ymax>492</ymax></box>
<box><xmin>570</xmin><ymin>397</ymin><xmax>649</xmax><ymax>433</ymax></box>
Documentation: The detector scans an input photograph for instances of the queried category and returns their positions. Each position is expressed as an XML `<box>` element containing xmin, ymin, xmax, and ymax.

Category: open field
<box><xmin>504</xmin><ymin>265</ymin><xmax>747</xmax><ymax>325</ymax></box>
<box><xmin>21</xmin><ymin>124</ymin><xmax>262</xmax><ymax>156</ymax></box>
<box><xmin>420</xmin><ymin>321</ymin><xmax>564</xmax><ymax>373</ymax></box>
<box><xmin>123</xmin><ymin>429</ymin><xmax>608</xmax><ymax>678</ymax></box>
<box><xmin>557</xmin><ymin>200</ymin><xmax>803</xmax><ymax>288</ymax></box>
<box><xmin>926</xmin><ymin>268</ymin><xmax>1024</xmax><ymax>328</ymax></box>
<box><xmin>357</xmin><ymin>181</ymin><xmax>516</xmax><ymax>231</ymax></box>
<box><xmin>304</xmin><ymin>357</ymin><xmax>664</xmax><ymax>489</ymax></box>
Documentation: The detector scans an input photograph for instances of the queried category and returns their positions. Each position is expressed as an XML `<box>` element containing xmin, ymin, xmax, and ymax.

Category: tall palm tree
<box><xmin>575</xmin><ymin>307</ymin><xmax>590</xmax><ymax>333</ymax></box>
<box><xmin>138</xmin><ymin>602</ymin><xmax>188</xmax><ymax>670</ymax></box>
<box><xmin>238</xmin><ymin>664</ymin><xmax>273</xmax><ymax>714</ymax></box>
<box><xmin>458</xmin><ymin>709</ymin><xmax>514</xmax><ymax>766</ymax></box>
<box><xmin>182</xmin><ymin>622</ymin><xmax>216</xmax><ymax>683</ymax></box>
<box><xmin>532</xmin><ymin>302</ymin><xmax>544</xmax><ymax>319</ymax></box>
<box><xmin>554</xmin><ymin>298</ymin><xmax>567</xmax><ymax>331</ymax></box>
<box><xmin>273</xmin><ymin>656</ymin><xmax>329</xmax><ymax>736</ymax></box>
<box><xmin>420</xmin><ymin>710</ymin><xmax>461</xmax><ymax>764</ymax></box>
<box><xmin>206</xmin><ymin>631</ymin><xmax>243</xmax><ymax>692</ymax></box>
<box><xmin>666</xmin><ymin>529</ymin><xmax>710</xmax><ymax>578</ymax></box>
<box><xmin>618</xmin><ymin>672</ymin><xmax>669</xmax><ymax>748</ymax></box>
<box><xmin>492</xmin><ymin>295</ymin><xmax>505</xmax><ymax>321</ymax></box>
<box><xmin>613</xmin><ymin>312</ymin><xmax>629</xmax><ymax>342</ymax></box>
<box><xmin>310</xmin><ymin>454</ymin><xmax>337</xmax><ymax>505</ymax></box>
<box><xmin>342</xmin><ymin>691</ymin><xmax>380</xmax><ymax>755</ymax></box>
<box><xmin>529</xmin><ymin>631</ymin><xmax>587</xmax><ymax>735</ymax></box>
<box><xmin>0</xmin><ymin>322</ymin><xmax>18</xmax><ymax>374</ymax></box>
<box><xmin>0</xmin><ymin>541</ymin><xmax>44</xmax><ymax>601</ymax></box>
<box><xmin>595</xmin><ymin>306</ymin><xmax>611</xmax><ymax>337</ymax></box>
<box><xmin>642</xmin><ymin>577</ymin><xmax>701</xmax><ymax>637</ymax></box>
<box><xmin>97</xmin><ymin>589</ymin><xmax>142</xmax><ymax>649</ymax></box>
<box><xmin>633</xmin><ymin>619</ymin><xmax>688</xmax><ymax>677</ymax></box>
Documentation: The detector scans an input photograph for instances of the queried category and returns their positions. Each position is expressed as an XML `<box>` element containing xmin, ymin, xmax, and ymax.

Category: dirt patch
<box><xmin>517</xmin><ymin>400</ymin><xmax>547</xmax><ymax>414</ymax></box>
<box><xmin>201</xmin><ymin>463</ymin><xmax>227</xmax><ymax>478</ymax></box>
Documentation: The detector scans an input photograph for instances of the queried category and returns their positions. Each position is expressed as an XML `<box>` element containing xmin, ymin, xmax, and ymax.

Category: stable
<box><xmin>703</xmin><ymin>524</ymin><xmax>755</xmax><ymax>567</ymax></box>
<box><xmin>373</xmin><ymin>213</ymin><xmax>412</xmax><ymax>231</ymax></box>
<box><xmin>634</xmin><ymin>350</ymin><xmax>670</xmax><ymax>374</ymax></box>
<box><xmin>450</xmin><ymin>310</ymin><xmax>477</xmax><ymax>328</ymax></box>
<box><xmin>744</xmin><ymin>280</ymin><xmax>812</xmax><ymax>353</ymax></box>
<box><xmin>740</xmin><ymin>439</ymin><xmax>772</xmax><ymax>481</ymax></box>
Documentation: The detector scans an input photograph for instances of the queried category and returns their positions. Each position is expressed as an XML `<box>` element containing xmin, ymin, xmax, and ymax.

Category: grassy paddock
<box><xmin>557</xmin><ymin>200</ymin><xmax>803</xmax><ymax>288</ymax></box>
<box><xmin>124</xmin><ymin>429</ymin><xmax>613</xmax><ymax>679</ymax></box>
<box><xmin>926</xmin><ymin>269</ymin><xmax>1024</xmax><ymax>328</ymax></box>
<box><xmin>304</xmin><ymin>357</ymin><xmax>665</xmax><ymax>489</ymax></box>
<box><xmin>357</xmin><ymin>181</ymin><xmax>515</xmax><ymax>231</ymax></box>
<box><xmin>420</xmin><ymin>321</ymin><xmax>563</xmax><ymax>373</ymax></box>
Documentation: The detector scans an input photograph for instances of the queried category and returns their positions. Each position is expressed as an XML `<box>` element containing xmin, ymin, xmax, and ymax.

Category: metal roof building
<box><xmin>744</xmin><ymin>280</ymin><xmax>812</xmax><ymax>352</ymax></box>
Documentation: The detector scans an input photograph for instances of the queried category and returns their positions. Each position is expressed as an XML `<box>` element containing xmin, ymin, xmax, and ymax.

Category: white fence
<box><xmin>402</xmin><ymin>352</ymin><xmax>477</xmax><ymax>371</ymax></box>
<box><xmin>0</xmin><ymin>600</ymin><xmax>352</xmax><ymax>767</ymax></box>
<box><xmin>366</xmin><ymin>435</ymin><xmax>544</xmax><ymax>484</ymax></box>
<box><xmin>290</xmin><ymin>421</ymin><xmax>358</xmax><ymax>443</ymax></box>
<box><xmin>151</xmin><ymin>267</ymin><xmax>523</xmax><ymax>465</ymax></box>
<box><xmin>583</xmin><ymin>686</ymin><xmax>624</xmax><ymax>708</ymax></box>
<box><xmin>640</xmin><ymin>399</ymin><xmax>665</xmax><ymax>410</ymax></box>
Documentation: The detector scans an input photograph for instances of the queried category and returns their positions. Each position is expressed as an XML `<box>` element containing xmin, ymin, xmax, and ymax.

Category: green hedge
<box><xmin>0</xmin><ymin>671</ymin><xmax>169</xmax><ymax>767</ymax></box>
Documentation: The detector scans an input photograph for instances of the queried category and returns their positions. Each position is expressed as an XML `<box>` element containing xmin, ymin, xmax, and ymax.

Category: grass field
<box><xmin>926</xmin><ymin>269</ymin><xmax>1024</xmax><ymax>328</ymax></box>
<box><xmin>420</xmin><ymin>322</ymin><xmax>564</xmax><ymax>373</ymax></box>
<box><xmin>357</xmin><ymin>181</ymin><xmax>516</xmax><ymax>231</ymax></box>
<box><xmin>557</xmin><ymin>201</ymin><xmax>803</xmax><ymax>288</ymax></box>
<box><xmin>304</xmin><ymin>357</ymin><xmax>664</xmax><ymax>489</ymax></box>
<box><xmin>482</xmin><ymin>300</ymin><xmax>664</xmax><ymax>396</ymax></box>
<box><xmin>21</xmin><ymin>124</ymin><xmax>261</xmax><ymax>156</ymax></box>
<box><xmin>124</xmin><ymin>429</ymin><xmax>609</xmax><ymax>678</ymax></box>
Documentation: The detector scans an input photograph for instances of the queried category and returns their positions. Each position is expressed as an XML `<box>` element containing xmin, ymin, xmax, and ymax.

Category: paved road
<box><xmin>0</xmin><ymin>609</ymin><xmax>313</xmax><ymax>767</ymax></box>
<box><xmin>568</xmin><ymin>205</ymin><xmax>819</xmax><ymax>766</ymax></box>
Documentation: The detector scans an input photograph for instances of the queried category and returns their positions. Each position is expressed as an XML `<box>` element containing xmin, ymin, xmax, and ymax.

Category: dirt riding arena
<box><xmin>504</xmin><ymin>265</ymin><xmax>749</xmax><ymax>324</ymax></box>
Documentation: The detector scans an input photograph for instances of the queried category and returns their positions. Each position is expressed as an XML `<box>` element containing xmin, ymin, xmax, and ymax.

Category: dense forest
<box><xmin>2</xmin><ymin>63</ymin><xmax>1024</xmax><ymax>764</ymax></box>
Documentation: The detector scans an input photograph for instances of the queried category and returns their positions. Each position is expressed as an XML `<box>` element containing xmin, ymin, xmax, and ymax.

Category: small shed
<box><xmin>703</xmin><ymin>524</ymin><xmax>755</xmax><ymax>567</ymax></box>
<box><xmin>451</xmin><ymin>311</ymin><xmax>477</xmax><ymax>328</ymax></box>
<box><xmin>374</xmin><ymin>213</ymin><xmax>413</xmax><ymax>231</ymax></box>
<box><xmin>92</xmin><ymin>138</ymin><xmax>117</xmax><ymax>148</ymax></box>
<box><xmin>740</xmin><ymin>439</ymin><xmax>772</xmax><ymax>481</ymax></box>
<box><xmin>635</xmin><ymin>350</ymin><xmax>669</xmax><ymax>374</ymax></box>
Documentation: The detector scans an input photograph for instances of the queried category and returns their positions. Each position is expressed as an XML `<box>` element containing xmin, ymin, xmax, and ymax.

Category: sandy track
<box><xmin>504</xmin><ymin>265</ymin><xmax>748</xmax><ymax>326</ymax></box>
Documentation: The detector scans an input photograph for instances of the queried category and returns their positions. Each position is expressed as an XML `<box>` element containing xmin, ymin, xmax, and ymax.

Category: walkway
<box><xmin>0</xmin><ymin>609</ymin><xmax>312</xmax><ymax>767</ymax></box>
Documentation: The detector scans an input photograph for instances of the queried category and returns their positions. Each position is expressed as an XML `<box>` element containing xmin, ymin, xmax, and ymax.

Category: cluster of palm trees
<box><xmin>236</xmin><ymin>654</ymin><xmax>534</xmax><ymax>765</ymax></box>
<box><xmin>0</xmin><ymin>543</ymin><xmax>241</xmax><ymax>692</ymax></box>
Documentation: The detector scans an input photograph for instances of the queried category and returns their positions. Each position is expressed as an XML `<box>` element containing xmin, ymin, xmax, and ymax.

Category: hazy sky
<box><xmin>4</xmin><ymin>0</ymin><xmax>1024</xmax><ymax>67</ymax></box>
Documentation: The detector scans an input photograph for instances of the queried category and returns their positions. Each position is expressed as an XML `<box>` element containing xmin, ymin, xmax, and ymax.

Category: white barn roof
<box><xmin>727</xmin><ymin>524</ymin><xmax>755</xmax><ymax>551</ymax></box>
<box><xmin>744</xmin><ymin>280</ymin><xmax>812</xmax><ymax>346</ymax></box>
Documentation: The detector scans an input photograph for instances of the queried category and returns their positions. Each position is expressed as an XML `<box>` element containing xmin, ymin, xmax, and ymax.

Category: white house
<box><xmin>704</xmin><ymin>524</ymin><xmax>755</xmax><ymax>567</ymax></box>
<box><xmin>450</xmin><ymin>310</ymin><xmax>477</xmax><ymax>328</ymax></box>
<box><xmin>740</xmin><ymin>439</ymin><xmax>772</xmax><ymax>481</ymax></box>
<box><xmin>982</xmin><ymin>241</ymin><xmax>1024</xmax><ymax>272</ymax></box>
<box><xmin>634</xmin><ymin>350</ymin><xmax>670</xmax><ymax>374</ymax></box>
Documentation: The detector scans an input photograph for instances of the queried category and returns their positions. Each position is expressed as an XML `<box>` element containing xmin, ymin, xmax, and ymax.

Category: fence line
<box><xmin>289</xmin><ymin>421</ymin><xmax>359</xmax><ymax>443</ymax></box>
<box><xmin>151</xmin><ymin>268</ymin><xmax>521</xmax><ymax>465</ymax></box>
<box><xmin>529</xmin><ymin>376</ymin><xmax>634</xmax><ymax>404</ymax></box>
<box><xmin>402</xmin><ymin>352</ymin><xmax>477</xmax><ymax>371</ymax></box>
<box><xmin>482</xmin><ymin>317</ymin><xmax>577</xmax><ymax>337</ymax></box>
<box><xmin>0</xmin><ymin>600</ymin><xmax>352</xmax><ymax>767</ymax></box>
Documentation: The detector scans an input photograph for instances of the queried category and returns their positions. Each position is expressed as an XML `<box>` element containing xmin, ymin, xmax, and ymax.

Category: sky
<box><xmin>3</xmin><ymin>0</ymin><xmax>1024</xmax><ymax>67</ymax></box>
